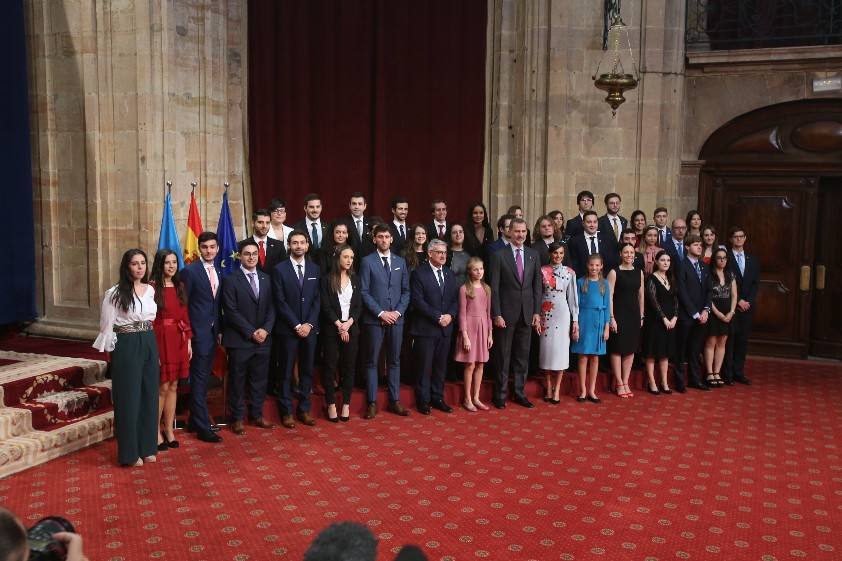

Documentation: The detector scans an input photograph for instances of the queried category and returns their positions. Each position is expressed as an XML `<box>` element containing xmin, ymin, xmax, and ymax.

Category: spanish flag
<box><xmin>183</xmin><ymin>191</ymin><xmax>203</xmax><ymax>265</ymax></box>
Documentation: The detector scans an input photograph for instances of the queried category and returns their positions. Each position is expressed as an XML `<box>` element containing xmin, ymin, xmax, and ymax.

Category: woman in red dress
<box><xmin>150</xmin><ymin>249</ymin><xmax>192</xmax><ymax>450</ymax></box>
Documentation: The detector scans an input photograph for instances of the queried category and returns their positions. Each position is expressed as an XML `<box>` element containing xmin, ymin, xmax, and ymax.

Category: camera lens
<box><xmin>27</xmin><ymin>516</ymin><xmax>75</xmax><ymax>561</ymax></box>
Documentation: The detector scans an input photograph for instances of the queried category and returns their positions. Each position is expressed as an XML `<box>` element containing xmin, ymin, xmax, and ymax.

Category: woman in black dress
<box><xmin>643</xmin><ymin>250</ymin><xmax>678</xmax><ymax>394</ymax></box>
<box><xmin>607</xmin><ymin>243</ymin><xmax>644</xmax><ymax>398</ymax></box>
<box><xmin>703</xmin><ymin>247</ymin><xmax>737</xmax><ymax>387</ymax></box>
<box><xmin>464</xmin><ymin>202</ymin><xmax>494</xmax><ymax>258</ymax></box>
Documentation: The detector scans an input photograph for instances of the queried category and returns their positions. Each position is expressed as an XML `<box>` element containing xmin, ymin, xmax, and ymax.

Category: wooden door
<box><xmin>702</xmin><ymin>174</ymin><xmax>818</xmax><ymax>357</ymax></box>
<box><xmin>810</xmin><ymin>179</ymin><xmax>842</xmax><ymax>359</ymax></box>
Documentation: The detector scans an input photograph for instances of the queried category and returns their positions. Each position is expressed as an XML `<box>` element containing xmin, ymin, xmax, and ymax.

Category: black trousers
<box><xmin>493</xmin><ymin>316</ymin><xmax>531</xmax><ymax>402</ymax></box>
<box><xmin>321</xmin><ymin>326</ymin><xmax>360</xmax><ymax>405</ymax></box>
<box><xmin>227</xmin><ymin>345</ymin><xmax>270</xmax><ymax>422</ymax></box>
<box><xmin>413</xmin><ymin>333</ymin><xmax>451</xmax><ymax>406</ymax></box>
<box><xmin>724</xmin><ymin>310</ymin><xmax>753</xmax><ymax>382</ymax></box>
<box><xmin>677</xmin><ymin>318</ymin><xmax>706</xmax><ymax>387</ymax></box>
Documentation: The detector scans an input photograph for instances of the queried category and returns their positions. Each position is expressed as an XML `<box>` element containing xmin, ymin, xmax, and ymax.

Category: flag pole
<box><xmin>214</xmin><ymin>180</ymin><xmax>232</xmax><ymax>428</ymax></box>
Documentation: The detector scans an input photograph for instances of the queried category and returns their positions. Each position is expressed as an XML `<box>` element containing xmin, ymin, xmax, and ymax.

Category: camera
<box><xmin>27</xmin><ymin>516</ymin><xmax>75</xmax><ymax>561</ymax></box>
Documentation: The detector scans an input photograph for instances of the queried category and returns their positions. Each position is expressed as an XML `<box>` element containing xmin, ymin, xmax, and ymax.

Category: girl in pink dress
<box><xmin>454</xmin><ymin>257</ymin><xmax>493</xmax><ymax>411</ymax></box>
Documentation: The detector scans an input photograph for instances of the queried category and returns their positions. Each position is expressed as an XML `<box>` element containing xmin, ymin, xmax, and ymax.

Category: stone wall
<box><xmin>26</xmin><ymin>0</ymin><xmax>247</xmax><ymax>337</ymax></box>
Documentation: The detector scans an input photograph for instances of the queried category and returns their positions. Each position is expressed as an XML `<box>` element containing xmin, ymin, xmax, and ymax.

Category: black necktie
<box><xmin>589</xmin><ymin>236</ymin><xmax>597</xmax><ymax>255</ymax></box>
<box><xmin>437</xmin><ymin>268</ymin><xmax>444</xmax><ymax>295</ymax></box>
<box><xmin>399</xmin><ymin>224</ymin><xmax>405</xmax><ymax>241</ymax></box>
<box><xmin>297</xmin><ymin>263</ymin><xmax>304</xmax><ymax>287</ymax></box>
<box><xmin>382</xmin><ymin>256</ymin><xmax>390</xmax><ymax>275</ymax></box>
<box><xmin>694</xmin><ymin>261</ymin><xmax>702</xmax><ymax>282</ymax></box>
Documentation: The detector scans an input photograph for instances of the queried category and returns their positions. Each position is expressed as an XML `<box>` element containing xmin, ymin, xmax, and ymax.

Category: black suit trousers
<box><xmin>227</xmin><ymin>345</ymin><xmax>271</xmax><ymax>422</ymax></box>
<box><xmin>723</xmin><ymin>309</ymin><xmax>753</xmax><ymax>381</ymax></box>
<box><xmin>413</xmin><ymin>333</ymin><xmax>451</xmax><ymax>405</ymax></box>
<box><xmin>493</xmin><ymin>316</ymin><xmax>531</xmax><ymax>401</ymax></box>
<box><xmin>321</xmin><ymin>326</ymin><xmax>360</xmax><ymax>404</ymax></box>
<box><xmin>677</xmin><ymin>318</ymin><xmax>705</xmax><ymax>386</ymax></box>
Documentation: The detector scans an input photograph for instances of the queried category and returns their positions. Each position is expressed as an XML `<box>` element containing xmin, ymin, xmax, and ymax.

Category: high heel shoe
<box><xmin>474</xmin><ymin>400</ymin><xmax>490</xmax><ymax>411</ymax></box>
<box><xmin>157</xmin><ymin>436</ymin><xmax>169</xmax><ymax>452</ymax></box>
<box><xmin>647</xmin><ymin>385</ymin><xmax>660</xmax><ymax>395</ymax></box>
<box><xmin>325</xmin><ymin>405</ymin><xmax>339</xmax><ymax>423</ymax></box>
<box><xmin>660</xmin><ymin>387</ymin><xmax>673</xmax><ymax>394</ymax></box>
<box><xmin>340</xmin><ymin>405</ymin><xmax>350</xmax><ymax>422</ymax></box>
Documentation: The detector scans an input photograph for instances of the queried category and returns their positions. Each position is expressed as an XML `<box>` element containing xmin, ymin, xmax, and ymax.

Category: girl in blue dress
<box><xmin>571</xmin><ymin>254</ymin><xmax>611</xmax><ymax>403</ymax></box>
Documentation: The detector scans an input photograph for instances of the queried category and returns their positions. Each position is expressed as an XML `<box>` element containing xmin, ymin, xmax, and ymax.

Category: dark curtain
<box><xmin>248</xmin><ymin>0</ymin><xmax>487</xmax><ymax>225</ymax></box>
<box><xmin>0</xmin><ymin>0</ymin><xmax>37</xmax><ymax>324</ymax></box>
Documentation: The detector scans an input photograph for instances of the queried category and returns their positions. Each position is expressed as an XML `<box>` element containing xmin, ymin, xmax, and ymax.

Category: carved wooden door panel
<box><xmin>810</xmin><ymin>180</ymin><xmax>842</xmax><ymax>359</ymax></box>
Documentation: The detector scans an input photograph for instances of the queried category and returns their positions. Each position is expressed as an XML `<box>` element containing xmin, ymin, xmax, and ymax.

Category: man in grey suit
<box><xmin>488</xmin><ymin>218</ymin><xmax>542</xmax><ymax>409</ymax></box>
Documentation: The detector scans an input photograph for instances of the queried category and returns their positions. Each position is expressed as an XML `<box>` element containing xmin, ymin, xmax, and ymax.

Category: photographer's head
<box><xmin>303</xmin><ymin>522</ymin><xmax>377</xmax><ymax>561</ymax></box>
<box><xmin>0</xmin><ymin>508</ymin><xmax>27</xmax><ymax>561</ymax></box>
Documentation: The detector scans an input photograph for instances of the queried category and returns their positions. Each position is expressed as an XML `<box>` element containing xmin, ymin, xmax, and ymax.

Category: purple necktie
<box><xmin>515</xmin><ymin>248</ymin><xmax>524</xmax><ymax>282</ymax></box>
<box><xmin>248</xmin><ymin>272</ymin><xmax>259</xmax><ymax>298</ymax></box>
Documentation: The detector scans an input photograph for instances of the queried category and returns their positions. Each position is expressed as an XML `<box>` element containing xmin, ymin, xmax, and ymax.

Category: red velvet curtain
<box><xmin>247</xmin><ymin>0</ymin><xmax>487</xmax><ymax>225</ymax></box>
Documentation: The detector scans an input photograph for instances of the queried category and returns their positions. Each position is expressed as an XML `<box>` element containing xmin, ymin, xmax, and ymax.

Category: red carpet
<box><xmin>1</xmin><ymin>357</ymin><xmax>841</xmax><ymax>561</ymax></box>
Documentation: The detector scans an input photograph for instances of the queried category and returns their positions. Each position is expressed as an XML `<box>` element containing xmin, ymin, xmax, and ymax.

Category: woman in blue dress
<box><xmin>570</xmin><ymin>254</ymin><xmax>611</xmax><ymax>403</ymax></box>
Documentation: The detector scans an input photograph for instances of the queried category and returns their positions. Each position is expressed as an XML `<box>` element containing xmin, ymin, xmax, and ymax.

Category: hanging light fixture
<box><xmin>592</xmin><ymin>1</ymin><xmax>639</xmax><ymax>117</ymax></box>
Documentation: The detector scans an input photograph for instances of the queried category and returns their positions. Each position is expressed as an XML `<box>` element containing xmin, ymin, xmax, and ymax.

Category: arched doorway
<box><xmin>698</xmin><ymin>99</ymin><xmax>842</xmax><ymax>359</ymax></box>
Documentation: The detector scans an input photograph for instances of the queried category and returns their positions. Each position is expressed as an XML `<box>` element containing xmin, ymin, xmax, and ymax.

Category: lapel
<box><xmin>505</xmin><ymin>246</ymin><xmax>523</xmax><ymax>286</ymax></box>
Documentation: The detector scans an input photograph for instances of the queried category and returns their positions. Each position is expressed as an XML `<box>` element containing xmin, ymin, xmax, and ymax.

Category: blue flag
<box><xmin>157</xmin><ymin>190</ymin><xmax>185</xmax><ymax>269</ymax></box>
<box><xmin>215</xmin><ymin>188</ymin><xmax>240</xmax><ymax>276</ymax></box>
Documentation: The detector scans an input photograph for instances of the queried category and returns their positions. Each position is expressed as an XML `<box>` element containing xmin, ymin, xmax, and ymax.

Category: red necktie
<box><xmin>258</xmin><ymin>240</ymin><xmax>266</xmax><ymax>267</ymax></box>
<box><xmin>438</xmin><ymin>224</ymin><xmax>445</xmax><ymax>238</ymax></box>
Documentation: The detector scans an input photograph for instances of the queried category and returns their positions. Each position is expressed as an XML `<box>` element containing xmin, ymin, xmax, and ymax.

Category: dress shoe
<box><xmin>735</xmin><ymin>376</ymin><xmax>752</xmax><ymax>385</ymax></box>
<box><xmin>167</xmin><ymin>439</ymin><xmax>180</xmax><ymax>449</ymax></box>
<box><xmin>418</xmin><ymin>403</ymin><xmax>431</xmax><ymax>415</ymax></box>
<box><xmin>296</xmin><ymin>412</ymin><xmax>316</xmax><ymax>426</ymax></box>
<box><xmin>576</xmin><ymin>396</ymin><xmax>587</xmax><ymax>403</ymax></box>
<box><xmin>231</xmin><ymin>420</ymin><xmax>246</xmax><ymax>435</ymax></box>
<box><xmin>280</xmin><ymin>415</ymin><xmax>296</xmax><ymax>429</ymax></box>
<box><xmin>492</xmin><ymin>400</ymin><xmax>506</xmax><ymax>410</ymax></box>
<box><xmin>587</xmin><ymin>395</ymin><xmax>602</xmax><ymax>404</ymax></box>
<box><xmin>197</xmin><ymin>430</ymin><xmax>222</xmax><ymax>443</ymax></box>
<box><xmin>674</xmin><ymin>385</ymin><xmax>687</xmax><ymax>394</ymax></box>
<box><xmin>250</xmin><ymin>417</ymin><xmax>274</xmax><ymax>429</ymax></box>
<box><xmin>513</xmin><ymin>396</ymin><xmax>534</xmax><ymax>409</ymax></box>
<box><xmin>551</xmin><ymin>398</ymin><xmax>560</xmax><ymax>405</ymax></box>
<box><xmin>660</xmin><ymin>388</ymin><xmax>673</xmax><ymax>395</ymax></box>
<box><xmin>723</xmin><ymin>379</ymin><xmax>735</xmax><ymax>386</ymax></box>
<box><xmin>431</xmin><ymin>400</ymin><xmax>453</xmax><ymax>413</ymax></box>
<box><xmin>364</xmin><ymin>402</ymin><xmax>377</xmax><ymax>420</ymax></box>
<box><xmin>387</xmin><ymin>401</ymin><xmax>410</xmax><ymax>416</ymax></box>
<box><xmin>157</xmin><ymin>440</ymin><xmax>169</xmax><ymax>452</ymax></box>
<box><xmin>687</xmin><ymin>382</ymin><xmax>711</xmax><ymax>391</ymax></box>
<box><xmin>647</xmin><ymin>386</ymin><xmax>660</xmax><ymax>395</ymax></box>
<box><xmin>543</xmin><ymin>396</ymin><xmax>552</xmax><ymax>403</ymax></box>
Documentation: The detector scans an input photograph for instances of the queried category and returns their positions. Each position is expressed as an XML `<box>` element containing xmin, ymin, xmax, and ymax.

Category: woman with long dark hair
<box><xmin>642</xmin><ymin>250</ymin><xmax>678</xmax><ymax>394</ymax></box>
<box><xmin>686</xmin><ymin>210</ymin><xmax>703</xmax><ymax>237</ymax></box>
<box><xmin>320</xmin><ymin>244</ymin><xmax>362</xmax><ymax>422</ymax></box>
<box><xmin>447</xmin><ymin>223</ymin><xmax>470</xmax><ymax>284</ymax></box>
<box><xmin>464</xmin><ymin>202</ymin><xmax>494</xmax><ymax>258</ymax></box>
<box><xmin>318</xmin><ymin>222</ymin><xmax>350</xmax><ymax>274</ymax></box>
<box><xmin>548</xmin><ymin>210</ymin><xmax>566</xmax><ymax>242</ymax></box>
<box><xmin>404</xmin><ymin>223</ymin><xmax>429</xmax><ymax>271</ymax></box>
<box><xmin>150</xmin><ymin>249</ymin><xmax>192</xmax><ymax>451</ymax></box>
<box><xmin>630</xmin><ymin>210</ymin><xmax>647</xmax><ymax>247</ymax></box>
<box><xmin>93</xmin><ymin>249</ymin><xmax>160</xmax><ymax>466</ymax></box>
<box><xmin>703</xmin><ymin>247</ymin><xmax>737</xmax><ymax>387</ymax></box>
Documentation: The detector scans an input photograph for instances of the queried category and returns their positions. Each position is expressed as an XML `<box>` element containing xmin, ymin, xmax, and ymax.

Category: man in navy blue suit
<box><xmin>565</xmin><ymin>190</ymin><xmax>595</xmax><ymax>239</ymax></box>
<box><xmin>359</xmin><ymin>223</ymin><xmax>411</xmax><ymax>419</ymax></box>
<box><xmin>653</xmin><ymin>207</ymin><xmax>672</xmax><ymax>247</ymax></box>
<box><xmin>272</xmin><ymin>230</ymin><xmax>321</xmax><ymax>428</ymax></box>
<box><xmin>409</xmin><ymin>239</ymin><xmax>460</xmax><ymax>415</ymax></box>
<box><xmin>724</xmin><ymin>226</ymin><xmax>758</xmax><ymax>385</ymax></box>
<box><xmin>675</xmin><ymin>234</ymin><xmax>713</xmax><ymax>392</ymax></box>
<box><xmin>662</xmin><ymin>218</ymin><xmax>687</xmax><ymax>265</ymax></box>
<box><xmin>181</xmin><ymin>231</ymin><xmax>223</xmax><ymax>443</ymax></box>
<box><xmin>221</xmin><ymin>240</ymin><xmax>276</xmax><ymax>435</ymax></box>
<box><xmin>487</xmin><ymin>213</ymin><xmax>513</xmax><ymax>254</ymax></box>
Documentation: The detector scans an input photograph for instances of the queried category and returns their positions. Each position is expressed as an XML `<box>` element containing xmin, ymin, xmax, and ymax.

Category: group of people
<box><xmin>94</xmin><ymin>191</ymin><xmax>759</xmax><ymax>467</ymax></box>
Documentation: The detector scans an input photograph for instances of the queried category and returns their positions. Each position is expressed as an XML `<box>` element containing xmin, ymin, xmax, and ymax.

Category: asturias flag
<box><xmin>157</xmin><ymin>190</ymin><xmax>185</xmax><ymax>269</ymax></box>
<box><xmin>183</xmin><ymin>190</ymin><xmax>203</xmax><ymax>265</ymax></box>
<box><xmin>215</xmin><ymin>188</ymin><xmax>240</xmax><ymax>276</ymax></box>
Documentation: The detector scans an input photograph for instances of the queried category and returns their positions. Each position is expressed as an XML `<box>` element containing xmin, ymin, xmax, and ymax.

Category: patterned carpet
<box><xmin>1</xmin><ymin>357</ymin><xmax>840</xmax><ymax>561</ymax></box>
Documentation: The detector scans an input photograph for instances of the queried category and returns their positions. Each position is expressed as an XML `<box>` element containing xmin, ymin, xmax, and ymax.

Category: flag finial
<box><xmin>190</xmin><ymin>180</ymin><xmax>197</xmax><ymax>194</ymax></box>
<box><xmin>166</xmin><ymin>180</ymin><xmax>172</xmax><ymax>194</ymax></box>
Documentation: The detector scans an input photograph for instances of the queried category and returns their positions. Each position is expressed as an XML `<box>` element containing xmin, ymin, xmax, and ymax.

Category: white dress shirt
<box><xmin>93</xmin><ymin>285</ymin><xmax>157</xmax><ymax>352</ymax></box>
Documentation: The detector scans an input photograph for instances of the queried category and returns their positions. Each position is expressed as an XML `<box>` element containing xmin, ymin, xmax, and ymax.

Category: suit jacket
<box><xmin>242</xmin><ymin>236</ymin><xmax>285</xmax><ymax>274</ymax></box>
<box><xmin>488</xmin><ymin>244</ymin><xmax>542</xmax><ymax>324</ymax></box>
<box><xmin>181</xmin><ymin>260</ymin><xmax>223</xmax><ymax>356</ymax></box>
<box><xmin>359</xmin><ymin>252</ymin><xmax>411</xmax><ymax>325</ymax></box>
<box><xmin>221</xmin><ymin>269</ymin><xmax>275</xmax><ymax>348</ymax></box>
<box><xmin>267</xmin><ymin>224</ymin><xmax>294</xmax><ymax>251</ymax></box>
<box><xmin>272</xmin><ymin>258</ymin><xmax>321</xmax><ymax>335</ymax></box>
<box><xmin>409</xmin><ymin>264</ymin><xmax>460</xmax><ymax>338</ymax></box>
<box><xmin>656</xmin><ymin>226</ymin><xmax>673</xmax><ymax>248</ymax></box>
<box><xmin>598</xmin><ymin>214</ymin><xmax>628</xmax><ymax>244</ymax></box>
<box><xmin>568</xmin><ymin>231</ymin><xmax>619</xmax><ymax>278</ymax></box>
<box><xmin>320</xmin><ymin>274</ymin><xmax>362</xmax><ymax>334</ymax></box>
<box><xmin>633</xmin><ymin>253</ymin><xmax>645</xmax><ymax>271</ymax></box>
<box><xmin>425</xmin><ymin>222</ymin><xmax>451</xmax><ymax>244</ymax></box>
<box><xmin>532</xmin><ymin>239</ymin><xmax>553</xmax><ymax>266</ymax></box>
<box><xmin>662</xmin><ymin>237</ymin><xmax>686</xmax><ymax>266</ymax></box>
<box><xmin>727</xmin><ymin>250</ymin><xmax>760</xmax><ymax>307</ymax></box>
<box><xmin>675</xmin><ymin>257</ymin><xmax>713</xmax><ymax>321</ymax></box>
<box><xmin>294</xmin><ymin>219</ymin><xmax>330</xmax><ymax>257</ymax></box>
<box><xmin>565</xmin><ymin>215</ymin><xmax>585</xmax><ymax>239</ymax></box>
<box><xmin>487</xmin><ymin>237</ymin><xmax>508</xmax><ymax>254</ymax></box>
<box><xmin>388</xmin><ymin>222</ymin><xmax>409</xmax><ymax>255</ymax></box>
<box><xmin>338</xmin><ymin>214</ymin><xmax>376</xmax><ymax>257</ymax></box>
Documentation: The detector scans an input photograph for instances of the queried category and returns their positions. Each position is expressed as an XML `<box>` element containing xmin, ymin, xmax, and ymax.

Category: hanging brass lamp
<box><xmin>592</xmin><ymin>3</ymin><xmax>639</xmax><ymax>117</ymax></box>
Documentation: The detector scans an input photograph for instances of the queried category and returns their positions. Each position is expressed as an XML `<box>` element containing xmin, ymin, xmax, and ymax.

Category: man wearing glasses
<box><xmin>565</xmin><ymin>190</ymin><xmax>595</xmax><ymax>239</ymax></box>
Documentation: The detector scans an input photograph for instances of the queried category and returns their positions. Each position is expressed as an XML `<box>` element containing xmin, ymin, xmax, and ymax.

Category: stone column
<box><xmin>26</xmin><ymin>0</ymin><xmax>247</xmax><ymax>338</ymax></box>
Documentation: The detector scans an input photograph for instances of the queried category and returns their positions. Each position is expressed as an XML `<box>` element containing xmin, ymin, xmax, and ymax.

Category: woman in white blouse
<box><xmin>93</xmin><ymin>249</ymin><xmax>161</xmax><ymax>466</ymax></box>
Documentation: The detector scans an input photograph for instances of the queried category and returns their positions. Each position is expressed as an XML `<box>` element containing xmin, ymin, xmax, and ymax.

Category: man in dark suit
<box><xmin>598</xmin><ymin>192</ymin><xmax>628</xmax><ymax>246</ymax></box>
<box><xmin>221</xmin><ymin>240</ymin><xmax>275</xmax><ymax>435</ymax></box>
<box><xmin>565</xmin><ymin>190</ymin><xmax>595</xmax><ymax>239</ymax></box>
<box><xmin>181</xmin><ymin>231</ymin><xmax>224</xmax><ymax>443</ymax></box>
<box><xmin>487</xmin><ymin>214</ymin><xmax>514</xmax><ymax>254</ymax></box>
<box><xmin>425</xmin><ymin>199</ymin><xmax>450</xmax><ymax>243</ymax></box>
<box><xmin>569</xmin><ymin>210</ymin><xmax>618</xmax><ymax>277</ymax></box>
<box><xmin>359</xmin><ymin>224</ymin><xmax>412</xmax><ymax>419</ymax></box>
<box><xmin>675</xmin><ymin>234</ymin><xmax>713</xmax><ymax>392</ymax></box>
<box><xmin>294</xmin><ymin>193</ymin><xmax>330</xmax><ymax>261</ymax></box>
<box><xmin>337</xmin><ymin>191</ymin><xmax>375</xmax><ymax>258</ymax></box>
<box><xmin>653</xmin><ymin>207</ymin><xmax>672</xmax><ymax>247</ymax></box>
<box><xmin>388</xmin><ymin>196</ymin><xmax>410</xmax><ymax>255</ymax></box>
<box><xmin>272</xmin><ymin>230</ymin><xmax>321</xmax><ymax>428</ymax></box>
<box><xmin>662</xmin><ymin>218</ymin><xmax>688</xmax><ymax>265</ymax></box>
<box><xmin>242</xmin><ymin>208</ymin><xmax>285</xmax><ymax>274</ymax></box>
<box><xmin>488</xmin><ymin>218</ymin><xmax>542</xmax><ymax>408</ymax></box>
<box><xmin>724</xmin><ymin>226</ymin><xmax>758</xmax><ymax>385</ymax></box>
<box><xmin>620</xmin><ymin>229</ymin><xmax>645</xmax><ymax>270</ymax></box>
<box><xmin>409</xmin><ymin>239</ymin><xmax>460</xmax><ymax>415</ymax></box>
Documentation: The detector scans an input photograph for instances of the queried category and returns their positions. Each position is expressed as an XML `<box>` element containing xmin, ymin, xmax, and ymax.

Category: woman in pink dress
<box><xmin>453</xmin><ymin>257</ymin><xmax>493</xmax><ymax>412</ymax></box>
<box><xmin>150</xmin><ymin>249</ymin><xmax>192</xmax><ymax>451</ymax></box>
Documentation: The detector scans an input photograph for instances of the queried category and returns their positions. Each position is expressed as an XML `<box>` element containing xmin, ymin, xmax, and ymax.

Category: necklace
<box><xmin>655</xmin><ymin>272</ymin><xmax>670</xmax><ymax>289</ymax></box>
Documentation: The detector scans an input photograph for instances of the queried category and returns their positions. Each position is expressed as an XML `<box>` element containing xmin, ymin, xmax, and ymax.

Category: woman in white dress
<box><xmin>539</xmin><ymin>242</ymin><xmax>579</xmax><ymax>404</ymax></box>
<box><xmin>93</xmin><ymin>249</ymin><xmax>160</xmax><ymax>467</ymax></box>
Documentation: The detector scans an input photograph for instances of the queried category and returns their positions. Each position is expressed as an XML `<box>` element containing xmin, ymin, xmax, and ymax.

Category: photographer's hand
<box><xmin>52</xmin><ymin>532</ymin><xmax>88</xmax><ymax>561</ymax></box>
